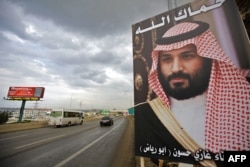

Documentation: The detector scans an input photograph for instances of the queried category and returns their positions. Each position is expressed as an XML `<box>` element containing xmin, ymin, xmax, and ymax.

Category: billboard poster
<box><xmin>7</xmin><ymin>87</ymin><xmax>45</xmax><ymax>98</ymax></box>
<box><xmin>132</xmin><ymin>0</ymin><xmax>250</xmax><ymax>166</ymax></box>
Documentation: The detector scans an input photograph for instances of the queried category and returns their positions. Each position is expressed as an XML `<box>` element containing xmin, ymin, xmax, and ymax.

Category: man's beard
<box><xmin>158</xmin><ymin>59</ymin><xmax>212</xmax><ymax>100</ymax></box>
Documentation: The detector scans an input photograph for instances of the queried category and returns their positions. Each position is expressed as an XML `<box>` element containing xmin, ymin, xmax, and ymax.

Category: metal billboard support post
<box><xmin>18</xmin><ymin>100</ymin><xmax>26</xmax><ymax>123</ymax></box>
<box><xmin>3</xmin><ymin>97</ymin><xmax>43</xmax><ymax>123</ymax></box>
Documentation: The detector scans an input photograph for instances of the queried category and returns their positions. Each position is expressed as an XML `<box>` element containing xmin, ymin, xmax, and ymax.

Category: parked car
<box><xmin>100</xmin><ymin>116</ymin><xmax>113</xmax><ymax>126</ymax></box>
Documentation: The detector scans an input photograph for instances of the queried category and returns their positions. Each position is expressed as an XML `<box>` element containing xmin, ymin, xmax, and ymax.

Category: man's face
<box><xmin>158</xmin><ymin>44</ymin><xmax>212</xmax><ymax>100</ymax></box>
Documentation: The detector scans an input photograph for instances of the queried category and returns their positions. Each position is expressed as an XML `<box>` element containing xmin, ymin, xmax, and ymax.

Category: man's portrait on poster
<box><xmin>134</xmin><ymin>20</ymin><xmax>250</xmax><ymax>167</ymax></box>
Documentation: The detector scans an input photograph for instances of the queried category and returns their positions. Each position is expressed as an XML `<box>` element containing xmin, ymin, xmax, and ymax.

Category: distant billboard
<box><xmin>128</xmin><ymin>107</ymin><xmax>134</xmax><ymax>115</ymax></box>
<box><xmin>7</xmin><ymin>87</ymin><xmax>45</xmax><ymax>99</ymax></box>
<box><xmin>101</xmin><ymin>110</ymin><xmax>110</xmax><ymax>115</ymax></box>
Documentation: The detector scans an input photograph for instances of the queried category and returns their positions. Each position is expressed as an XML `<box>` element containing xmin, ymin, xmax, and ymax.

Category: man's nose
<box><xmin>171</xmin><ymin>59</ymin><xmax>183</xmax><ymax>73</ymax></box>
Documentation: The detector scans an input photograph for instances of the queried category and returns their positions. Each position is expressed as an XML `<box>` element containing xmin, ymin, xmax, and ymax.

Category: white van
<box><xmin>48</xmin><ymin>109</ymin><xmax>84</xmax><ymax>127</ymax></box>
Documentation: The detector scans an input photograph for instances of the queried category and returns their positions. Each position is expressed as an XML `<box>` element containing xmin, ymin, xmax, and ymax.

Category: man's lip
<box><xmin>171</xmin><ymin>78</ymin><xmax>186</xmax><ymax>83</ymax></box>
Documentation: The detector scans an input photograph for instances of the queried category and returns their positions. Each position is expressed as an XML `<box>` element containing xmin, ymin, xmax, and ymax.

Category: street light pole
<box><xmin>70</xmin><ymin>94</ymin><xmax>73</xmax><ymax>109</ymax></box>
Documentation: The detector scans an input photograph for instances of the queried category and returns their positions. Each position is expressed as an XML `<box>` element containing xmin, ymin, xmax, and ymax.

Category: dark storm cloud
<box><xmin>7</xmin><ymin>0</ymin><xmax>168</xmax><ymax>37</ymax></box>
<box><xmin>0</xmin><ymin>1</ymin><xmax>27</xmax><ymax>38</ymax></box>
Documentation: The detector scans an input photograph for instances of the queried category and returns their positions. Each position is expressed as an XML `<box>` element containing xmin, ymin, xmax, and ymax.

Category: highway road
<box><xmin>0</xmin><ymin>116</ymin><xmax>135</xmax><ymax>167</ymax></box>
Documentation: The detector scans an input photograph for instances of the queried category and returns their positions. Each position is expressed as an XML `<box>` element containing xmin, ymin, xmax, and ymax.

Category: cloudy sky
<box><xmin>0</xmin><ymin>0</ymin><xmax>171</xmax><ymax>110</ymax></box>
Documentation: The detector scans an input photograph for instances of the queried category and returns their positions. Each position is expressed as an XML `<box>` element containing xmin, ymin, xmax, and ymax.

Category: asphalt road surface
<box><xmin>0</xmin><ymin>116</ymin><xmax>135</xmax><ymax>167</ymax></box>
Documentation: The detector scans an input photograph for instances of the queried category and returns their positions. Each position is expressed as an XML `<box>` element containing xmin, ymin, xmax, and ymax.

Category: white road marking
<box><xmin>15</xmin><ymin>134</ymin><xmax>65</xmax><ymax>149</ymax></box>
<box><xmin>0</xmin><ymin>135</ymin><xmax>27</xmax><ymax>141</ymax></box>
<box><xmin>54</xmin><ymin>121</ymin><xmax>122</xmax><ymax>167</ymax></box>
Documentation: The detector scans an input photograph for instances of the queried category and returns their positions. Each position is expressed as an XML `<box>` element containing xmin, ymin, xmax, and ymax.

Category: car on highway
<box><xmin>100</xmin><ymin>116</ymin><xmax>113</xmax><ymax>126</ymax></box>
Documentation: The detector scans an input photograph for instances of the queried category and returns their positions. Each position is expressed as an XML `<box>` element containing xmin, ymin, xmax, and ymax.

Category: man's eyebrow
<box><xmin>159</xmin><ymin>53</ymin><xmax>170</xmax><ymax>56</ymax></box>
<box><xmin>181</xmin><ymin>50</ymin><xmax>196</xmax><ymax>54</ymax></box>
<box><xmin>159</xmin><ymin>50</ymin><xmax>196</xmax><ymax>56</ymax></box>
<box><xmin>159</xmin><ymin>52</ymin><xmax>172</xmax><ymax>56</ymax></box>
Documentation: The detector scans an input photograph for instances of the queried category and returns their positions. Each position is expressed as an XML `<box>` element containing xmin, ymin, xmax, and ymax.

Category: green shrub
<box><xmin>0</xmin><ymin>112</ymin><xmax>9</xmax><ymax>124</ymax></box>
